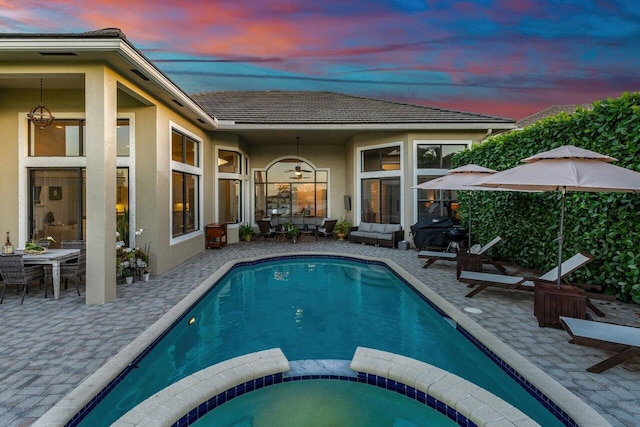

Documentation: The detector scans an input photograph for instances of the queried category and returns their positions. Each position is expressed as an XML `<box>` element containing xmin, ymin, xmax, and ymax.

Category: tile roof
<box><xmin>516</xmin><ymin>103</ymin><xmax>593</xmax><ymax>128</ymax></box>
<box><xmin>191</xmin><ymin>91</ymin><xmax>515</xmax><ymax>126</ymax></box>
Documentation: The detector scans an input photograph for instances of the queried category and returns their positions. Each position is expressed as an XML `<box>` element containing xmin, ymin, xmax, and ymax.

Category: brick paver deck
<box><xmin>1</xmin><ymin>240</ymin><xmax>638</xmax><ymax>426</ymax></box>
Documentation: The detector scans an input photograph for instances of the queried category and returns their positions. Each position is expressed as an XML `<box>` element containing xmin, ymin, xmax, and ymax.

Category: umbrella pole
<box><xmin>556</xmin><ymin>187</ymin><xmax>566</xmax><ymax>289</ymax></box>
<box><xmin>468</xmin><ymin>193</ymin><xmax>473</xmax><ymax>249</ymax></box>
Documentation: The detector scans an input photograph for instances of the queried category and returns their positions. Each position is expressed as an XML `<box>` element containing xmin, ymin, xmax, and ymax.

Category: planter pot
<box><xmin>533</xmin><ymin>280</ymin><xmax>586</xmax><ymax>328</ymax></box>
<box><xmin>143</xmin><ymin>273</ymin><xmax>150</xmax><ymax>282</ymax></box>
<box><xmin>336</xmin><ymin>232</ymin><xmax>347</xmax><ymax>241</ymax></box>
<box><xmin>125</xmin><ymin>276</ymin><xmax>134</xmax><ymax>284</ymax></box>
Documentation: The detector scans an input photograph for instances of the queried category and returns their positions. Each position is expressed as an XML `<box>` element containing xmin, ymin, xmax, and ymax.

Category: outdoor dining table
<box><xmin>22</xmin><ymin>248</ymin><xmax>81</xmax><ymax>300</ymax></box>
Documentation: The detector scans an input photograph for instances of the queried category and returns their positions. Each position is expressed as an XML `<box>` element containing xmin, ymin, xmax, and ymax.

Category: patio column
<box><xmin>84</xmin><ymin>67</ymin><xmax>117</xmax><ymax>304</ymax></box>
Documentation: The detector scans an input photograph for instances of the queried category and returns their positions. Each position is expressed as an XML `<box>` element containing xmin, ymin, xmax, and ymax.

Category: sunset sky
<box><xmin>2</xmin><ymin>0</ymin><xmax>639</xmax><ymax>119</ymax></box>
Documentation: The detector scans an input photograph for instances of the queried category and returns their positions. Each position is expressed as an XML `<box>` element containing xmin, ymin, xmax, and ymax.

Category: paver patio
<box><xmin>1</xmin><ymin>240</ymin><xmax>638</xmax><ymax>426</ymax></box>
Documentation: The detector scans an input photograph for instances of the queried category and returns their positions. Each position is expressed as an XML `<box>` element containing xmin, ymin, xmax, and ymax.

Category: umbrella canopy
<box><xmin>412</xmin><ymin>164</ymin><xmax>499</xmax><ymax>248</ymax></box>
<box><xmin>474</xmin><ymin>145</ymin><xmax>640</xmax><ymax>287</ymax></box>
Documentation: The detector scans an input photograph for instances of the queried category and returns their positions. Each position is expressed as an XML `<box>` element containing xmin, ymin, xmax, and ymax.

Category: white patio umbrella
<box><xmin>473</xmin><ymin>145</ymin><xmax>640</xmax><ymax>288</ymax></box>
<box><xmin>412</xmin><ymin>164</ymin><xmax>499</xmax><ymax>248</ymax></box>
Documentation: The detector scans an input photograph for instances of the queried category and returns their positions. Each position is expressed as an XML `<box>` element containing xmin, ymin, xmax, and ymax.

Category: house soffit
<box><xmin>0</xmin><ymin>31</ymin><xmax>217</xmax><ymax>131</ymax></box>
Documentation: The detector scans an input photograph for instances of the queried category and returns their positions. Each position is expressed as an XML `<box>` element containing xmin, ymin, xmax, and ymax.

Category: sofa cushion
<box><xmin>384</xmin><ymin>224</ymin><xmax>402</xmax><ymax>233</ymax></box>
<box><xmin>377</xmin><ymin>233</ymin><xmax>393</xmax><ymax>240</ymax></box>
<box><xmin>370</xmin><ymin>223</ymin><xmax>387</xmax><ymax>233</ymax></box>
<box><xmin>350</xmin><ymin>231</ymin><xmax>367</xmax><ymax>238</ymax></box>
<box><xmin>357</xmin><ymin>222</ymin><xmax>373</xmax><ymax>232</ymax></box>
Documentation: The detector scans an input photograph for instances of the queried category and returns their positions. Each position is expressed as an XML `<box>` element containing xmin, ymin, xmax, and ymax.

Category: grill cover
<box><xmin>410</xmin><ymin>216</ymin><xmax>454</xmax><ymax>249</ymax></box>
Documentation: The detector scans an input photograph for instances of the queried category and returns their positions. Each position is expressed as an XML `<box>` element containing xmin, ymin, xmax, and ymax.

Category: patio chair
<box><xmin>257</xmin><ymin>220</ymin><xmax>276</xmax><ymax>240</ymax></box>
<box><xmin>458</xmin><ymin>251</ymin><xmax>594</xmax><ymax>298</ymax></box>
<box><xmin>316</xmin><ymin>219</ymin><xmax>337</xmax><ymax>239</ymax></box>
<box><xmin>0</xmin><ymin>254</ymin><xmax>45</xmax><ymax>304</ymax></box>
<box><xmin>50</xmin><ymin>249</ymin><xmax>85</xmax><ymax>297</ymax></box>
<box><xmin>560</xmin><ymin>316</ymin><xmax>640</xmax><ymax>373</ymax></box>
<box><xmin>418</xmin><ymin>236</ymin><xmax>506</xmax><ymax>273</ymax></box>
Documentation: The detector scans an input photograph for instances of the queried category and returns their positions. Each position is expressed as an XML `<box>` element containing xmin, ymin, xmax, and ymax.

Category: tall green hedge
<box><xmin>453</xmin><ymin>92</ymin><xmax>640</xmax><ymax>303</ymax></box>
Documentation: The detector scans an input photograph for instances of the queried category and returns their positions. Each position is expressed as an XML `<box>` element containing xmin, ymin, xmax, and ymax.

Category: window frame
<box><xmin>170</xmin><ymin>122</ymin><xmax>203</xmax><ymax>244</ymax></box>
<box><xmin>356</xmin><ymin>142</ymin><xmax>403</xmax><ymax>226</ymax></box>
<box><xmin>216</xmin><ymin>147</ymin><xmax>248</xmax><ymax>227</ymax></box>
<box><xmin>19</xmin><ymin>112</ymin><xmax>135</xmax><ymax>245</ymax></box>
<box><xmin>412</xmin><ymin>140</ymin><xmax>470</xmax><ymax>224</ymax></box>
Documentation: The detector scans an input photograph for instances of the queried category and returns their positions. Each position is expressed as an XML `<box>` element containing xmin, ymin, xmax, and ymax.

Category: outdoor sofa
<box><xmin>348</xmin><ymin>222</ymin><xmax>404</xmax><ymax>248</ymax></box>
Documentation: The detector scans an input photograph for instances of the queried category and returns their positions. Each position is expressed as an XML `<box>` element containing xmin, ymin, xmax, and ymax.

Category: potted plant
<box><xmin>285</xmin><ymin>222</ymin><xmax>300</xmax><ymax>243</ymax></box>
<box><xmin>239</xmin><ymin>223</ymin><xmax>254</xmax><ymax>242</ymax></box>
<box><xmin>334</xmin><ymin>217</ymin><xmax>351</xmax><ymax>240</ymax></box>
<box><xmin>123</xmin><ymin>267</ymin><xmax>134</xmax><ymax>284</ymax></box>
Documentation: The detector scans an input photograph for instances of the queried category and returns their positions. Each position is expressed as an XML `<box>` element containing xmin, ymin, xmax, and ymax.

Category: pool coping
<box><xmin>33</xmin><ymin>252</ymin><xmax>611</xmax><ymax>427</ymax></box>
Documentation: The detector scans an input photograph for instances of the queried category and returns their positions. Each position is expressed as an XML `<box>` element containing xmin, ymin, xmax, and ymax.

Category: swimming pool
<box><xmin>50</xmin><ymin>254</ymin><xmax>600</xmax><ymax>426</ymax></box>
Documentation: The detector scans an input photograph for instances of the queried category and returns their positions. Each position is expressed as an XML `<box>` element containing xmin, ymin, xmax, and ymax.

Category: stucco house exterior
<box><xmin>0</xmin><ymin>29</ymin><xmax>515</xmax><ymax>304</ymax></box>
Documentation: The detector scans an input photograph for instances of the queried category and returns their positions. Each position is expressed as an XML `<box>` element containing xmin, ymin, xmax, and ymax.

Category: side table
<box><xmin>205</xmin><ymin>223</ymin><xmax>228</xmax><ymax>249</ymax></box>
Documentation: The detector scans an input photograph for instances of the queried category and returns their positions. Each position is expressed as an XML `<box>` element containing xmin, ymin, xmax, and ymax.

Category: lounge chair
<box><xmin>560</xmin><ymin>316</ymin><xmax>640</xmax><ymax>373</ymax></box>
<box><xmin>418</xmin><ymin>236</ymin><xmax>506</xmax><ymax>273</ymax></box>
<box><xmin>458</xmin><ymin>251</ymin><xmax>594</xmax><ymax>298</ymax></box>
<box><xmin>257</xmin><ymin>220</ymin><xmax>276</xmax><ymax>240</ymax></box>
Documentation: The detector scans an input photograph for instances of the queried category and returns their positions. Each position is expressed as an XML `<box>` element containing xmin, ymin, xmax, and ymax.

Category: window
<box><xmin>29</xmin><ymin>119</ymin><xmax>130</xmax><ymax>157</ymax></box>
<box><xmin>218</xmin><ymin>150</ymin><xmax>240</xmax><ymax>173</ymax></box>
<box><xmin>219</xmin><ymin>179</ymin><xmax>241</xmax><ymax>224</ymax></box>
<box><xmin>415</xmin><ymin>142</ymin><xmax>468</xmax><ymax>222</ymax></box>
<box><xmin>217</xmin><ymin>149</ymin><xmax>245</xmax><ymax>224</ymax></box>
<box><xmin>171</xmin><ymin>127</ymin><xmax>201</xmax><ymax>238</ymax></box>
<box><xmin>417</xmin><ymin>144</ymin><xmax>466</xmax><ymax>169</ymax></box>
<box><xmin>254</xmin><ymin>160</ymin><xmax>327</xmax><ymax>222</ymax></box>
<box><xmin>362</xmin><ymin>178</ymin><xmax>401</xmax><ymax>223</ymax></box>
<box><xmin>362</xmin><ymin>146</ymin><xmax>400</xmax><ymax>172</ymax></box>
<box><xmin>172</xmin><ymin>129</ymin><xmax>198</xmax><ymax>166</ymax></box>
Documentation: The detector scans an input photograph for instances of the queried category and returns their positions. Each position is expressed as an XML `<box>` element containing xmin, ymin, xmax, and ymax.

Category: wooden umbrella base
<box><xmin>534</xmin><ymin>280</ymin><xmax>586</xmax><ymax>328</ymax></box>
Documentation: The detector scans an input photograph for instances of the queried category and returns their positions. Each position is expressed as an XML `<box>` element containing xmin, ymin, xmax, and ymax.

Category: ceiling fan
<box><xmin>285</xmin><ymin>136</ymin><xmax>312</xmax><ymax>177</ymax></box>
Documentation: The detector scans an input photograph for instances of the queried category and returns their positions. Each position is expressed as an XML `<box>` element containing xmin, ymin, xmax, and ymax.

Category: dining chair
<box><xmin>60</xmin><ymin>240</ymin><xmax>87</xmax><ymax>289</ymax></box>
<box><xmin>51</xmin><ymin>249</ymin><xmax>86</xmax><ymax>297</ymax></box>
<box><xmin>0</xmin><ymin>254</ymin><xmax>45</xmax><ymax>304</ymax></box>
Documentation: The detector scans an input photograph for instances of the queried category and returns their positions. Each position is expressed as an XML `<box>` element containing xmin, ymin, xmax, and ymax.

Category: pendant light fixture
<box><xmin>27</xmin><ymin>78</ymin><xmax>55</xmax><ymax>129</ymax></box>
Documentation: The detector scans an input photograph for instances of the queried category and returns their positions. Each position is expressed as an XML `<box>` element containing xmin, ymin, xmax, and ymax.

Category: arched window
<box><xmin>254</xmin><ymin>159</ymin><xmax>327</xmax><ymax>222</ymax></box>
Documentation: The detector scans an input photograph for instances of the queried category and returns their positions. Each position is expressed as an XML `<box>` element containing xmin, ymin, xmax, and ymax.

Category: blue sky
<box><xmin>2</xmin><ymin>0</ymin><xmax>639</xmax><ymax>119</ymax></box>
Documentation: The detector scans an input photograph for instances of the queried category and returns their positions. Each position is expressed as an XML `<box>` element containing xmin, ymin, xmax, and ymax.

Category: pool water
<box><xmin>78</xmin><ymin>257</ymin><xmax>560</xmax><ymax>426</ymax></box>
<box><xmin>192</xmin><ymin>379</ymin><xmax>457</xmax><ymax>427</ymax></box>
